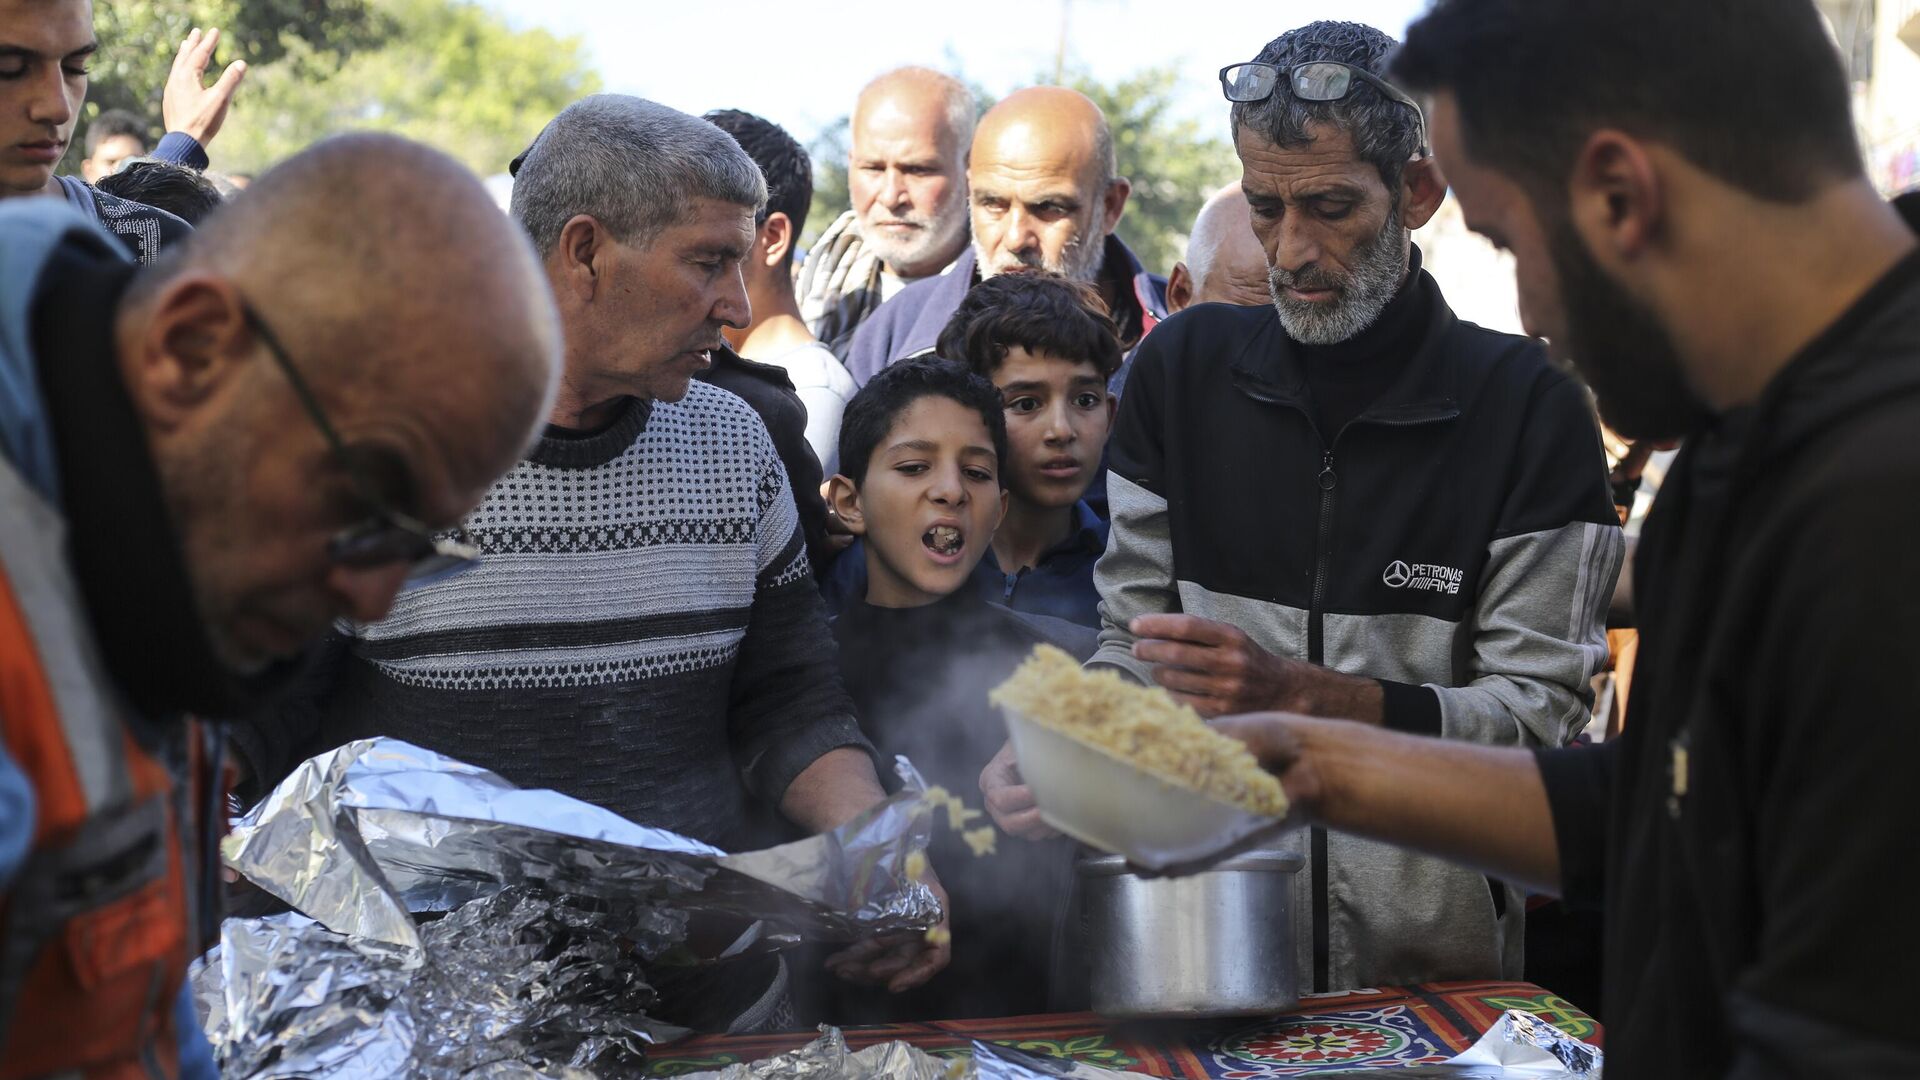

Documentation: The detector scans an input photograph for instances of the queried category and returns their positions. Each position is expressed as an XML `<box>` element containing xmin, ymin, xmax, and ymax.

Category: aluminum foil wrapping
<box><xmin>191</xmin><ymin>913</ymin><xmax>416</xmax><ymax>1078</ymax></box>
<box><xmin>203</xmin><ymin>739</ymin><xmax>944</xmax><ymax>1077</ymax></box>
<box><xmin>1448</xmin><ymin>1009</ymin><xmax>1603</xmax><ymax>1078</ymax></box>
<box><xmin>223</xmin><ymin>739</ymin><xmax>941</xmax><ymax>948</ymax></box>
<box><xmin>1318</xmin><ymin>1008</ymin><xmax>1604</xmax><ymax>1078</ymax></box>
<box><xmin>671</xmin><ymin>1027</ymin><xmax>1138</xmax><ymax>1080</ymax></box>
<box><xmin>675</xmin><ymin>1026</ymin><xmax>953</xmax><ymax>1080</ymax></box>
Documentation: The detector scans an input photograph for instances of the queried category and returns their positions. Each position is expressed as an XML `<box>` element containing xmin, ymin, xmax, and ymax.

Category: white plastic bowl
<box><xmin>1000</xmin><ymin>707</ymin><xmax>1285</xmax><ymax>871</ymax></box>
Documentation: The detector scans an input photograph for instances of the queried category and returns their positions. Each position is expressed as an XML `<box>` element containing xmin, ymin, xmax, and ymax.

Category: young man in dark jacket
<box><xmin>1204</xmin><ymin>2</ymin><xmax>1920</xmax><ymax>1075</ymax></box>
<box><xmin>989</xmin><ymin>21</ymin><xmax>1624</xmax><ymax>995</ymax></box>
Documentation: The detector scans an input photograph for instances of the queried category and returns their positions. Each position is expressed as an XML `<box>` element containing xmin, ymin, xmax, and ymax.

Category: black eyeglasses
<box><xmin>239</xmin><ymin>302</ymin><xmax>480</xmax><ymax>588</ymax></box>
<box><xmin>1219</xmin><ymin>60</ymin><xmax>1430</xmax><ymax>157</ymax></box>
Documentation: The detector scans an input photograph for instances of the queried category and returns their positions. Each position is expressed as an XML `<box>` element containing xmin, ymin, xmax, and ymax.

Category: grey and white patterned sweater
<box><xmin>233</xmin><ymin>382</ymin><xmax>870</xmax><ymax>851</ymax></box>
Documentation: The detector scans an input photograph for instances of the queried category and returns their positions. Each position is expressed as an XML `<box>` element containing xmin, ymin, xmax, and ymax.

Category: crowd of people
<box><xmin>3</xmin><ymin>0</ymin><xmax>1919</xmax><ymax>1076</ymax></box>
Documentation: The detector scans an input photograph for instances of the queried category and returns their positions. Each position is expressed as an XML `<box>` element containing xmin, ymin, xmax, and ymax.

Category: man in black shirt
<box><xmin>1217</xmin><ymin>2</ymin><xmax>1920</xmax><ymax>1075</ymax></box>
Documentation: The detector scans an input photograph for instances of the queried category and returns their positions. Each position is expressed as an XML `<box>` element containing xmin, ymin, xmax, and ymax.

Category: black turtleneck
<box><xmin>825</xmin><ymin>587</ymin><xmax>1093</xmax><ymax>1021</ymax></box>
<box><xmin>30</xmin><ymin>244</ymin><xmax>290</xmax><ymax>723</ymax></box>
<box><xmin>1300</xmin><ymin>246</ymin><xmax>1432</xmax><ymax>443</ymax></box>
<box><xmin>530</xmin><ymin>394</ymin><xmax>652</xmax><ymax>469</ymax></box>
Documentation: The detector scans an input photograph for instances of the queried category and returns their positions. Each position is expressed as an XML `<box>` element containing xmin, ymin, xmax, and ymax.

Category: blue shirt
<box><xmin>819</xmin><ymin>500</ymin><xmax>1109</xmax><ymax>628</ymax></box>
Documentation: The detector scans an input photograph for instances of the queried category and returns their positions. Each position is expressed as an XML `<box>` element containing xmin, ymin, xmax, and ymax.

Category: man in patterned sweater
<box><xmin>232</xmin><ymin>95</ymin><xmax>949</xmax><ymax>1029</ymax></box>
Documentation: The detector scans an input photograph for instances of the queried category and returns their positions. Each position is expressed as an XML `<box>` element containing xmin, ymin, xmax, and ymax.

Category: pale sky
<box><xmin>477</xmin><ymin>0</ymin><xmax>1433</xmax><ymax>146</ymax></box>
<box><xmin>473</xmin><ymin>0</ymin><xmax>1525</xmax><ymax>334</ymax></box>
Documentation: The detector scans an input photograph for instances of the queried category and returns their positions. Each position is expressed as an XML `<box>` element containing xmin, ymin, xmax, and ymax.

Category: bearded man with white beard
<box><xmin>842</xmin><ymin>86</ymin><xmax>1169</xmax><ymax>391</ymax></box>
<box><xmin>979</xmin><ymin>20</ymin><xmax>1625</xmax><ymax>994</ymax></box>
<box><xmin>798</xmin><ymin>67</ymin><xmax>976</xmax><ymax>361</ymax></box>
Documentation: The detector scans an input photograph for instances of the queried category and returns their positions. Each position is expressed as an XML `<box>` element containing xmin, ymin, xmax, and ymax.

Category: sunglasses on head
<box><xmin>1219</xmin><ymin>60</ymin><xmax>1429</xmax><ymax>157</ymax></box>
<box><xmin>238</xmin><ymin>302</ymin><xmax>479</xmax><ymax>589</ymax></box>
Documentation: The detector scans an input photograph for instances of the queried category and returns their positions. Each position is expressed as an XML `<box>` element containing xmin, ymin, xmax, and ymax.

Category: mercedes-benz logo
<box><xmin>1382</xmin><ymin>560</ymin><xmax>1412</xmax><ymax>588</ymax></box>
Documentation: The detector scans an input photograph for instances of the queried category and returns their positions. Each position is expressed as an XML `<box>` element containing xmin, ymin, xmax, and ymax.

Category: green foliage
<box><xmin>1059</xmin><ymin>65</ymin><xmax>1238</xmax><ymax>275</ymax></box>
<box><xmin>801</xmin><ymin>66</ymin><xmax>1236</xmax><ymax>275</ymax></box>
<box><xmin>79</xmin><ymin>0</ymin><xmax>599</xmax><ymax>180</ymax></box>
<box><xmin>803</xmin><ymin>115</ymin><xmax>851</xmax><ymax>251</ymax></box>
<box><xmin>79</xmin><ymin>0</ymin><xmax>386</xmax><ymax>163</ymax></box>
<box><xmin>213</xmin><ymin>0</ymin><xmax>600</xmax><ymax>177</ymax></box>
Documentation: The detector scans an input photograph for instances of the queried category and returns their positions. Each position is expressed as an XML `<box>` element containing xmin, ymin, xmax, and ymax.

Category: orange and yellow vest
<box><xmin>0</xmin><ymin>455</ymin><xmax>219</xmax><ymax>1079</ymax></box>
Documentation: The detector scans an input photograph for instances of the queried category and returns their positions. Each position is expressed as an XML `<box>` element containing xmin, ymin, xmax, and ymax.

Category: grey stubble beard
<box><xmin>1267</xmin><ymin>209</ymin><xmax>1407</xmax><ymax>345</ymax></box>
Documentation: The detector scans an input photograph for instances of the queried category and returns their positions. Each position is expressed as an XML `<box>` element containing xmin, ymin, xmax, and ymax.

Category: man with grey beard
<box><xmin>798</xmin><ymin>67</ymin><xmax>976</xmax><ymax>360</ymax></box>
<box><xmin>842</xmin><ymin>86</ymin><xmax>1168</xmax><ymax>390</ymax></box>
<box><xmin>981</xmin><ymin>21</ymin><xmax>1624</xmax><ymax>993</ymax></box>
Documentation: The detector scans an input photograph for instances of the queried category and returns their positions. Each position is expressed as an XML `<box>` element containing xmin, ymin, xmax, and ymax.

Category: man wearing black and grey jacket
<box><xmin>1205</xmin><ymin>2</ymin><xmax>1920</xmax><ymax>1074</ymax></box>
<box><xmin>985</xmin><ymin>21</ymin><xmax>1622</xmax><ymax>994</ymax></box>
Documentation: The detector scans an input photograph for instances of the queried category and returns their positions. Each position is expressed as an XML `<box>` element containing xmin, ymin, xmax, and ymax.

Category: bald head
<box><xmin>969</xmin><ymin>87</ymin><xmax>1129</xmax><ymax>283</ymax></box>
<box><xmin>974</xmin><ymin>87</ymin><xmax>1114</xmax><ymax>190</ymax></box>
<box><xmin>854</xmin><ymin>67</ymin><xmax>974</xmax><ymax>154</ymax></box>
<box><xmin>167</xmin><ymin>132</ymin><xmax>561</xmax><ymax>465</ymax></box>
<box><xmin>849</xmin><ymin>67</ymin><xmax>974</xmax><ymax>277</ymax></box>
<box><xmin>118</xmin><ymin>133</ymin><xmax>562</xmax><ymax>673</ymax></box>
<box><xmin>1170</xmin><ymin>182</ymin><xmax>1272</xmax><ymax>311</ymax></box>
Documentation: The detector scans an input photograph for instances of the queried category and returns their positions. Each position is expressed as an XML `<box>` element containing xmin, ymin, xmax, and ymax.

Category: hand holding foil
<box><xmin>222</xmin><ymin>738</ymin><xmax>943</xmax><ymax>950</ymax></box>
<box><xmin>201</xmin><ymin>738</ymin><xmax>947</xmax><ymax>1077</ymax></box>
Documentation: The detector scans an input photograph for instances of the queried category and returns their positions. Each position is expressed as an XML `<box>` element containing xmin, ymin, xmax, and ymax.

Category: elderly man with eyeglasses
<box><xmin>981</xmin><ymin>20</ymin><xmax>1625</xmax><ymax>993</ymax></box>
<box><xmin>0</xmin><ymin>132</ymin><xmax>561</xmax><ymax>1078</ymax></box>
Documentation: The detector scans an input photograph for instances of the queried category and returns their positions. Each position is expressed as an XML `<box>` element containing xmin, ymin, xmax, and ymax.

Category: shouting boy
<box><xmin>821</xmin><ymin>273</ymin><xmax>1121</xmax><ymax>627</ymax></box>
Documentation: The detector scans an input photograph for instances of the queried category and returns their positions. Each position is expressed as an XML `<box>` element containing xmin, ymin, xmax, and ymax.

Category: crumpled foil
<box><xmin>223</xmin><ymin>739</ymin><xmax>940</xmax><ymax>952</ymax></box>
<box><xmin>201</xmin><ymin>739</ymin><xmax>943</xmax><ymax>1078</ymax></box>
<box><xmin>1317</xmin><ymin>1008</ymin><xmax>1604</xmax><ymax>1078</ymax></box>
<box><xmin>1448</xmin><ymin>1009</ymin><xmax>1603</xmax><ymax>1078</ymax></box>
<box><xmin>191</xmin><ymin>913</ymin><xmax>417</xmax><ymax>1078</ymax></box>
<box><xmin>671</xmin><ymin>1027</ymin><xmax>1130</xmax><ymax>1080</ymax></box>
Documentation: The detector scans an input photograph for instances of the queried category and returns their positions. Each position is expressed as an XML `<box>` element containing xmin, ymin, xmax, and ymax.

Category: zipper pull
<box><xmin>1318</xmin><ymin>451</ymin><xmax>1337</xmax><ymax>491</ymax></box>
<box><xmin>1667</xmin><ymin>729</ymin><xmax>1691</xmax><ymax>819</ymax></box>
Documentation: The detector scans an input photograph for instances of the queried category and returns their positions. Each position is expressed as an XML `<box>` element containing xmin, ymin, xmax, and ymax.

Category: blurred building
<box><xmin>1415</xmin><ymin>199</ymin><xmax>1522</xmax><ymax>336</ymax></box>
<box><xmin>1415</xmin><ymin>2</ymin><xmax>1920</xmax><ymax>341</ymax></box>
<box><xmin>1821</xmin><ymin>0</ymin><xmax>1920</xmax><ymax>193</ymax></box>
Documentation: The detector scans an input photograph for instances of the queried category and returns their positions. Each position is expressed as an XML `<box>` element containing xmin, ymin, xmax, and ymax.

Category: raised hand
<box><xmin>163</xmin><ymin>27</ymin><xmax>249</xmax><ymax>148</ymax></box>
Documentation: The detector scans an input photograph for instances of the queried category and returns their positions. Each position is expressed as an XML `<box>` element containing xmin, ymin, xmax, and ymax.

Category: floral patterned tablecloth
<box><xmin>648</xmin><ymin>981</ymin><xmax>1600</xmax><ymax>1077</ymax></box>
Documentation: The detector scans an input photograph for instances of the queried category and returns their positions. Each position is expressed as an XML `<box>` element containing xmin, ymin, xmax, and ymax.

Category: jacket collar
<box><xmin>1101</xmin><ymin>234</ymin><xmax>1170</xmax><ymax>345</ymax></box>
<box><xmin>982</xmin><ymin>499</ymin><xmax>1108</xmax><ymax>574</ymax></box>
<box><xmin>1226</xmin><ymin>245</ymin><xmax>1462</xmax><ymax>429</ymax></box>
<box><xmin>33</xmin><ymin>242</ymin><xmax>297</xmax><ymax>719</ymax></box>
<box><xmin>1719</xmin><ymin>239</ymin><xmax>1920</xmax><ymax>495</ymax></box>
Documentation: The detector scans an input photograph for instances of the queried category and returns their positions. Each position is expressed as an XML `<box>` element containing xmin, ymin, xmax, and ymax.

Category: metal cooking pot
<box><xmin>1077</xmin><ymin>850</ymin><xmax>1302</xmax><ymax>1019</ymax></box>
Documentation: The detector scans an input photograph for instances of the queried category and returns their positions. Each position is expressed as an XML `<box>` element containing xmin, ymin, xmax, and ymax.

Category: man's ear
<box><xmin>1568</xmin><ymin>130</ymin><xmax>1663</xmax><ymax>268</ymax></box>
<box><xmin>1166</xmin><ymin>261</ymin><xmax>1194</xmax><ymax>313</ymax></box>
<box><xmin>1101</xmin><ymin>176</ymin><xmax>1132</xmax><ymax>236</ymax></box>
<box><xmin>992</xmin><ymin>487</ymin><xmax>1010</xmax><ymax>532</ymax></box>
<box><xmin>555</xmin><ymin>213</ymin><xmax>607</xmax><ymax>302</ymax></box>
<box><xmin>125</xmin><ymin>275</ymin><xmax>253</xmax><ymax>433</ymax></box>
<box><xmin>1399</xmin><ymin>157</ymin><xmax>1448</xmax><ymax>231</ymax></box>
<box><xmin>826</xmin><ymin>473</ymin><xmax>868</xmax><ymax>536</ymax></box>
<box><xmin>761</xmin><ymin>212</ymin><xmax>795</xmax><ymax>270</ymax></box>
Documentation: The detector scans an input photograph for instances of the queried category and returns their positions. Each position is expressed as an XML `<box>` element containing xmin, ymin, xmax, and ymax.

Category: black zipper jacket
<box><xmin>1537</xmin><ymin>212</ymin><xmax>1920</xmax><ymax>1077</ymax></box>
<box><xmin>1093</xmin><ymin>259</ymin><xmax>1622</xmax><ymax>991</ymax></box>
